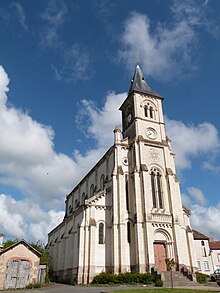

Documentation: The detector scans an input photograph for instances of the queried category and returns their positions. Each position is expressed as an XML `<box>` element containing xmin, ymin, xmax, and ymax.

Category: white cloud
<box><xmin>40</xmin><ymin>0</ymin><xmax>67</xmax><ymax>48</ymax></box>
<box><xmin>182</xmin><ymin>187</ymin><xmax>220</xmax><ymax>239</ymax></box>
<box><xmin>75</xmin><ymin>91</ymin><xmax>126</xmax><ymax>147</ymax></box>
<box><xmin>191</xmin><ymin>204</ymin><xmax>220</xmax><ymax>239</ymax></box>
<box><xmin>10</xmin><ymin>2</ymin><xmax>28</xmax><ymax>31</ymax></box>
<box><xmin>1</xmin><ymin>64</ymin><xmax>220</xmax><ymax>243</ymax></box>
<box><xmin>119</xmin><ymin>0</ymin><xmax>213</xmax><ymax>80</ymax></box>
<box><xmin>0</xmin><ymin>66</ymin><xmax>82</xmax><ymax>209</ymax></box>
<box><xmin>165</xmin><ymin>117</ymin><xmax>220</xmax><ymax>170</ymax></box>
<box><xmin>0</xmin><ymin>66</ymin><xmax>124</xmax><ymax>241</ymax></box>
<box><xmin>40</xmin><ymin>2</ymin><xmax>92</xmax><ymax>81</ymax></box>
<box><xmin>187</xmin><ymin>187</ymin><xmax>206</xmax><ymax>205</ymax></box>
<box><xmin>53</xmin><ymin>44</ymin><xmax>93</xmax><ymax>82</ymax></box>
<box><xmin>0</xmin><ymin>194</ymin><xmax>64</xmax><ymax>242</ymax></box>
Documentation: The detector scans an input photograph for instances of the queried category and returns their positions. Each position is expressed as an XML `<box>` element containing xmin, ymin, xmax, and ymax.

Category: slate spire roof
<box><xmin>128</xmin><ymin>64</ymin><xmax>162</xmax><ymax>98</ymax></box>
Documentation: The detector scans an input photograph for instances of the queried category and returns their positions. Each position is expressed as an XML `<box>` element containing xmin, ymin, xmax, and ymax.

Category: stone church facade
<box><xmin>47</xmin><ymin>65</ymin><xmax>197</xmax><ymax>284</ymax></box>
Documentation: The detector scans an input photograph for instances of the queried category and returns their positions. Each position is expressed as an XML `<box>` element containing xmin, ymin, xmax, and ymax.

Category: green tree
<box><xmin>3</xmin><ymin>239</ymin><xmax>19</xmax><ymax>248</ymax></box>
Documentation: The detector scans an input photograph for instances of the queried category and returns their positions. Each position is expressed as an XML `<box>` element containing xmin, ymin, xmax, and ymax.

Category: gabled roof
<box><xmin>0</xmin><ymin>239</ymin><xmax>42</xmax><ymax>257</ymax></box>
<box><xmin>128</xmin><ymin>64</ymin><xmax>162</xmax><ymax>98</ymax></box>
<box><xmin>210</xmin><ymin>241</ymin><xmax>220</xmax><ymax>250</ymax></box>
<box><xmin>193</xmin><ymin>229</ymin><xmax>209</xmax><ymax>240</ymax></box>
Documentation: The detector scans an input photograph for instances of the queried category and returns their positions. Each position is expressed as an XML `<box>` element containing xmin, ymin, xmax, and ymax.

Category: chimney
<box><xmin>0</xmin><ymin>234</ymin><xmax>4</xmax><ymax>251</ymax></box>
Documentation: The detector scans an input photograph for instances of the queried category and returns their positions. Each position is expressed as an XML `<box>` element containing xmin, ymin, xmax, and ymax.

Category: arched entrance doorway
<box><xmin>153</xmin><ymin>229</ymin><xmax>172</xmax><ymax>272</ymax></box>
<box><xmin>154</xmin><ymin>242</ymin><xmax>167</xmax><ymax>271</ymax></box>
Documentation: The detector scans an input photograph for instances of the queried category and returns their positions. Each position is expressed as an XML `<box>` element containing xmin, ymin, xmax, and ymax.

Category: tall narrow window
<box><xmin>98</xmin><ymin>223</ymin><xmax>104</xmax><ymax>244</ymax></box>
<box><xmin>100</xmin><ymin>174</ymin><xmax>105</xmax><ymax>190</ymax></box>
<box><xmin>151</xmin><ymin>173</ymin><xmax>156</xmax><ymax>208</ymax></box>
<box><xmin>150</xmin><ymin>168</ymin><xmax>163</xmax><ymax>209</ymax></box>
<box><xmin>144</xmin><ymin>106</ymin><xmax>148</xmax><ymax>117</ymax></box>
<box><xmin>90</xmin><ymin>184</ymin><xmax>94</xmax><ymax>197</ymax></box>
<box><xmin>149</xmin><ymin>106</ymin><xmax>154</xmax><ymax>118</ymax></box>
<box><xmin>127</xmin><ymin>222</ymin><xmax>131</xmax><ymax>243</ymax></box>
<box><xmin>125</xmin><ymin>175</ymin><xmax>129</xmax><ymax>211</ymax></box>
<box><xmin>204</xmin><ymin>261</ymin><xmax>209</xmax><ymax>270</ymax></box>
<box><xmin>82</xmin><ymin>192</ymin><xmax>85</xmax><ymax>203</ymax></box>
<box><xmin>157</xmin><ymin>174</ymin><xmax>163</xmax><ymax>208</ymax></box>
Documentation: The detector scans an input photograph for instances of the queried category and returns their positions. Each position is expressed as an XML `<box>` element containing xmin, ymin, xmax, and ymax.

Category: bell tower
<box><xmin>117</xmin><ymin>65</ymin><xmax>196</xmax><ymax>274</ymax></box>
<box><xmin>120</xmin><ymin>65</ymin><xmax>166</xmax><ymax>144</ymax></box>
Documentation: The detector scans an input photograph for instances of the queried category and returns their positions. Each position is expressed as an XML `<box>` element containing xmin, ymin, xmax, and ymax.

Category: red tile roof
<box><xmin>210</xmin><ymin>241</ymin><xmax>220</xmax><ymax>250</ymax></box>
<box><xmin>193</xmin><ymin>229</ymin><xmax>209</xmax><ymax>240</ymax></box>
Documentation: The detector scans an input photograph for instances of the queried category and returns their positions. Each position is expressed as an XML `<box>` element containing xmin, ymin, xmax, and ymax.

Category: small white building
<box><xmin>47</xmin><ymin>65</ymin><xmax>197</xmax><ymax>284</ymax></box>
<box><xmin>209</xmin><ymin>241</ymin><xmax>220</xmax><ymax>271</ymax></box>
<box><xmin>193</xmin><ymin>230</ymin><xmax>213</xmax><ymax>274</ymax></box>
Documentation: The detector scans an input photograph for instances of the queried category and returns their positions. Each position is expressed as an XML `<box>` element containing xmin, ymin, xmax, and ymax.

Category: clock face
<box><xmin>126</xmin><ymin>107</ymin><xmax>132</xmax><ymax>123</ymax></box>
<box><xmin>146</xmin><ymin>128</ymin><xmax>157</xmax><ymax>139</ymax></box>
<box><xmin>127</xmin><ymin>113</ymin><xmax>132</xmax><ymax>123</ymax></box>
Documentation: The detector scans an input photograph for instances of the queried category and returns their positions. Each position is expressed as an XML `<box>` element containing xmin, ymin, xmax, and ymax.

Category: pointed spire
<box><xmin>128</xmin><ymin>65</ymin><xmax>162</xmax><ymax>98</ymax></box>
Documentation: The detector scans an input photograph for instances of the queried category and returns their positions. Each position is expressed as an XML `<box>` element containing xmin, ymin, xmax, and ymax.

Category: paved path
<box><xmin>1</xmin><ymin>283</ymin><xmax>220</xmax><ymax>293</ymax></box>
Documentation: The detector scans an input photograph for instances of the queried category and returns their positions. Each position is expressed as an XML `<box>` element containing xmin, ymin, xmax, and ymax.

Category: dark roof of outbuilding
<box><xmin>0</xmin><ymin>239</ymin><xmax>42</xmax><ymax>257</ymax></box>
<box><xmin>193</xmin><ymin>229</ymin><xmax>209</xmax><ymax>240</ymax></box>
<box><xmin>128</xmin><ymin>64</ymin><xmax>162</xmax><ymax>98</ymax></box>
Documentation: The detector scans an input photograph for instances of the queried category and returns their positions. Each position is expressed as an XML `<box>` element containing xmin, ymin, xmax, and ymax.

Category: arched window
<box><xmin>150</xmin><ymin>168</ymin><xmax>163</xmax><ymax>209</ymax></box>
<box><xmin>144</xmin><ymin>105</ymin><xmax>148</xmax><ymax>117</ymax></box>
<box><xmin>100</xmin><ymin>174</ymin><xmax>105</xmax><ymax>190</ymax></box>
<box><xmin>98</xmin><ymin>222</ymin><xmax>104</xmax><ymax>244</ymax></box>
<box><xmin>90</xmin><ymin>184</ymin><xmax>94</xmax><ymax>197</ymax></box>
<box><xmin>149</xmin><ymin>106</ymin><xmax>154</xmax><ymax>118</ymax></box>
<box><xmin>125</xmin><ymin>175</ymin><xmax>129</xmax><ymax>211</ymax></box>
<box><xmin>82</xmin><ymin>192</ymin><xmax>85</xmax><ymax>203</ymax></box>
<box><xmin>144</xmin><ymin>102</ymin><xmax>155</xmax><ymax>119</ymax></box>
<box><xmin>75</xmin><ymin>199</ymin><xmax>79</xmax><ymax>209</ymax></box>
<box><xmin>69</xmin><ymin>205</ymin><xmax>72</xmax><ymax>214</ymax></box>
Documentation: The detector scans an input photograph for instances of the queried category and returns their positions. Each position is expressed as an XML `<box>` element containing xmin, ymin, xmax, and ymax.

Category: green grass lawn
<box><xmin>113</xmin><ymin>289</ymin><xmax>219</xmax><ymax>293</ymax></box>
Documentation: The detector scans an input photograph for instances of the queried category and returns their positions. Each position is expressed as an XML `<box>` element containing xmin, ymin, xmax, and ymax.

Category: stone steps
<box><xmin>161</xmin><ymin>271</ymin><xmax>198</xmax><ymax>287</ymax></box>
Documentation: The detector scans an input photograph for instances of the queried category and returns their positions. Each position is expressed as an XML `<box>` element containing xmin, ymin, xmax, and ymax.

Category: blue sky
<box><xmin>0</xmin><ymin>0</ymin><xmax>220</xmax><ymax>242</ymax></box>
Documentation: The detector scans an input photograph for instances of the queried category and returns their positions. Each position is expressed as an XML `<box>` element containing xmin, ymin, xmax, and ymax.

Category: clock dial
<box><xmin>126</xmin><ymin>107</ymin><xmax>132</xmax><ymax>123</ymax></box>
<box><xmin>127</xmin><ymin>113</ymin><xmax>132</xmax><ymax>123</ymax></box>
<box><xmin>146</xmin><ymin>128</ymin><xmax>157</xmax><ymax>139</ymax></box>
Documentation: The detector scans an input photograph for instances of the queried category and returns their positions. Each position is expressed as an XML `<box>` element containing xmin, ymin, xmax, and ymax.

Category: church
<box><xmin>47</xmin><ymin>65</ymin><xmax>197</xmax><ymax>284</ymax></box>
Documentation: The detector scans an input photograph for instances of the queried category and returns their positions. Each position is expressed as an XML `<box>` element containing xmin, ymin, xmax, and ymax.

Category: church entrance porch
<box><xmin>154</xmin><ymin>242</ymin><xmax>167</xmax><ymax>271</ymax></box>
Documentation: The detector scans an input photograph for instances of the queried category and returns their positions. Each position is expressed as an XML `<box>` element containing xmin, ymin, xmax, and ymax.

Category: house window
<box><xmin>150</xmin><ymin>168</ymin><xmax>163</xmax><ymax>209</ymax></box>
<box><xmin>127</xmin><ymin>222</ymin><xmax>131</xmax><ymax>243</ymax></box>
<box><xmin>197</xmin><ymin>261</ymin><xmax>201</xmax><ymax>271</ymax></box>
<box><xmin>217</xmin><ymin>254</ymin><xmax>220</xmax><ymax>262</ymax></box>
<box><xmin>201</xmin><ymin>241</ymin><xmax>207</xmax><ymax>257</ymax></box>
<box><xmin>204</xmin><ymin>261</ymin><xmax>210</xmax><ymax>271</ymax></box>
<box><xmin>98</xmin><ymin>223</ymin><xmax>104</xmax><ymax>244</ymax></box>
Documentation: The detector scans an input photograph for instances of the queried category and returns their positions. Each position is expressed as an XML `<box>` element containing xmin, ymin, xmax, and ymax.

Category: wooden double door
<box><xmin>154</xmin><ymin>242</ymin><xmax>167</xmax><ymax>271</ymax></box>
<box><xmin>5</xmin><ymin>259</ymin><xmax>30</xmax><ymax>289</ymax></box>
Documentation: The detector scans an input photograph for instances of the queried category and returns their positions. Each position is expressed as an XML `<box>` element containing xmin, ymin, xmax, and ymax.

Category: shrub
<box><xmin>25</xmin><ymin>283</ymin><xmax>41</xmax><ymax>289</ymax></box>
<box><xmin>91</xmin><ymin>272</ymin><xmax>156</xmax><ymax>285</ymax></box>
<box><xmin>91</xmin><ymin>272</ymin><xmax>115</xmax><ymax>284</ymax></box>
<box><xmin>195</xmin><ymin>272</ymin><xmax>209</xmax><ymax>284</ymax></box>
<box><xmin>155</xmin><ymin>280</ymin><xmax>163</xmax><ymax>287</ymax></box>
